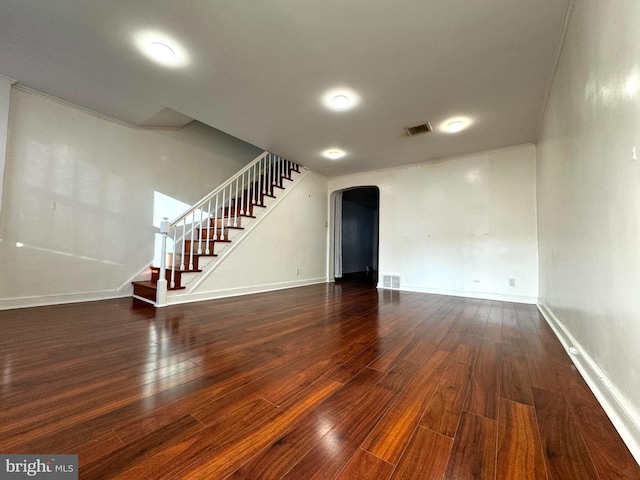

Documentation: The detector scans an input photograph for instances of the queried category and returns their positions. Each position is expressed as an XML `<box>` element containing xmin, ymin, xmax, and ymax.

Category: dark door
<box><xmin>339</xmin><ymin>187</ymin><xmax>379</xmax><ymax>284</ymax></box>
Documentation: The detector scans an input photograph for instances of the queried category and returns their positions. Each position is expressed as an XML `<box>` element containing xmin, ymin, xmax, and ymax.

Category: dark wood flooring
<box><xmin>1</xmin><ymin>283</ymin><xmax>638</xmax><ymax>479</ymax></box>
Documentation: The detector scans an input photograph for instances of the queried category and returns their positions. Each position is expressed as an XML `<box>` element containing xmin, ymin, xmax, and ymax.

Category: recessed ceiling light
<box><xmin>331</xmin><ymin>95</ymin><xmax>351</xmax><ymax>110</ymax></box>
<box><xmin>323</xmin><ymin>149</ymin><xmax>346</xmax><ymax>160</ymax></box>
<box><xmin>439</xmin><ymin>117</ymin><xmax>473</xmax><ymax>133</ymax></box>
<box><xmin>134</xmin><ymin>30</ymin><xmax>189</xmax><ymax>67</ymax></box>
<box><xmin>149</xmin><ymin>42</ymin><xmax>175</xmax><ymax>64</ymax></box>
<box><xmin>446</xmin><ymin>121</ymin><xmax>465</xmax><ymax>133</ymax></box>
<box><xmin>322</xmin><ymin>88</ymin><xmax>360</xmax><ymax>111</ymax></box>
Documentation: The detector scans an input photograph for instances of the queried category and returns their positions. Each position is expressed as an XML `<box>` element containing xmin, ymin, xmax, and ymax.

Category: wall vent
<box><xmin>405</xmin><ymin>122</ymin><xmax>433</xmax><ymax>136</ymax></box>
<box><xmin>382</xmin><ymin>275</ymin><xmax>401</xmax><ymax>289</ymax></box>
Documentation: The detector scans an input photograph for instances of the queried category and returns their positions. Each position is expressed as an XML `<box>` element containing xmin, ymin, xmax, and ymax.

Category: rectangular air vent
<box><xmin>382</xmin><ymin>275</ymin><xmax>401</xmax><ymax>289</ymax></box>
<box><xmin>405</xmin><ymin>122</ymin><xmax>433</xmax><ymax>136</ymax></box>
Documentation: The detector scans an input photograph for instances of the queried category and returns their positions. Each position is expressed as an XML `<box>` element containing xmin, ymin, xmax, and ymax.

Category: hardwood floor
<box><xmin>1</xmin><ymin>283</ymin><xmax>638</xmax><ymax>479</ymax></box>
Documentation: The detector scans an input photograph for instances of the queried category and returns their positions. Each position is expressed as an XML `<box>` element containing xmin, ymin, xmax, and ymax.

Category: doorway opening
<box><xmin>333</xmin><ymin>186</ymin><xmax>379</xmax><ymax>285</ymax></box>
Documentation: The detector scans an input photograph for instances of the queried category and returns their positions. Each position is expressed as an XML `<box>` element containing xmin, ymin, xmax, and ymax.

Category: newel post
<box><xmin>156</xmin><ymin>217</ymin><xmax>169</xmax><ymax>306</ymax></box>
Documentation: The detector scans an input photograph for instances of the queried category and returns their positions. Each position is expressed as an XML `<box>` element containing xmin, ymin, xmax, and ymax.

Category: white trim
<box><xmin>378</xmin><ymin>284</ymin><xmax>537</xmax><ymax>304</ymax></box>
<box><xmin>0</xmin><ymin>290</ymin><xmax>117</xmax><ymax>310</ymax></box>
<box><xmin>538</xmin><ymin>303</ymin><xmax>640</xmax><ymax>466</ymax></box>
<box><xmin>132</xmin><ymin>294</ymin><xmax>156</xmax><ymax>306</ymax></box>
<box><xmin>167</xmin><ymin>277</ymin><xmax>326</xmax><ymax>306</ymax></box>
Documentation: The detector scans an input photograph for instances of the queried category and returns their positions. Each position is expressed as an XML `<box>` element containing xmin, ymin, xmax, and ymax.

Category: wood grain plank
<box><xmin>389</xmin><ymin>426</ymin><xmax>453</xmax><ymax>480</ymax></box>
<box><xmin>562</xmin><ymin>377</ymin><xmax>640</xmax><ymax>480</ymax></box>
<box><xmin>420</xmin><ymin>343</ymin><xmax>476</xmax><ymax>437</ymax></box>
<box><xmin>335</xmin><ymin>448</ymin><xmax>394</xmax><ymax>480</ymax></box>
<box><xmin>80</xmin><ymin>414</ymin><xmax>204</xmax><ymax>480</ymax></box>
<box><xmin>121</xmin><ymin>377</ymin><xmax>342</xmax><ymax>480</ymax></box>
<box><xmin>497</xmin><ymin>398</ymin><xmax>547</xmax><ymax>479</ymax></box>
<box><xmin>443</xmin><ymin>411</ymin><xmax>497</xmax><ymax>480</ymax></box>
<box><xmin>226</xmin><ymin>368</ymin><xmax>386</xmax><ymax>480</ymax></box>
<box><xmin>463</xmin><ymin>371</ymin><xmax>500</xmax><ymax>421</ymax></box>
<box><xmin>361</xmin><ymin>350</ymin><xmax>451</xmax><ymax>464</ymax></box>
<box><xmin>280</xmin><ymin>381</ymin><xmax>398</xmax><ymax>480</ymax></box>
<box><xmin>532</xmin><ymin>387</ymin><xmax>600</xmax><ymax>480</ymax></box>
<box><xmin>500</xmin><ymin>342</ymin><xmax>534</xmax><ymax>405</ymax></box>
<box><xmin>76</xmin><ymin>431</ymin><xmax>124</xmax><ymax>467</ymax></box>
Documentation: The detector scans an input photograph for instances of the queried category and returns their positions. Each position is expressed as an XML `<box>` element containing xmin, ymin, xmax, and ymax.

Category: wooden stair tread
<box><xmin>151</xmin><ymin>267</ymin><xmax>202</xmax><ymax>273</ymax></box>
<box><xmin>132</xmin><ymin>281</ymin><xmax>185</xmax><ymax>291</ymax></box>
<box><xmin>200</xmin><ymin>226</ymin><xmax>244</xmax><ymax>230</ymax></box>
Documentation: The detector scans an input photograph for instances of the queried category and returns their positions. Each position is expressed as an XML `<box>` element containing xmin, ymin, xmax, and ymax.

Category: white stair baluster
<box><xmin>276</xmin><ymin>156</ymin><xmax>280</xmax><ymax>187</ymax></box>
<box><xmin>227</xmin><ymin>184</ymin><xmax>233</xmax><ymax>227</ymax></box>
<box><xmin>220</xmin><ymin>189</ymin><xmax>226</xmax><ymax>241</ymax></box>
<box><xmin>180</xmin><ymin>219</ymin><xmax>186</xmax><ymax>271</ymax></box>
<box><xmin>262</xmin><ymin>156</ymin><xmax>266</xmax><ymax>195</ymax></box>
<box><xmin>240</xmin><ymin>172</ymin><xmax>245</xmax><ymax>215</ymax></box>
<box><xmin>274</xmin><ymin>155</ymin><xmax>278</xmax><ymax>187</ymax></box>
<box><xmin>189</xmin><ymin>211</ymin><xmax>195</xmax><ymax>270</ymax></box>
<box><xmin>253</xmin><ymin>162</ymin><xmax>258</xmax><ymax>205</ymax></box>
<box><xmin>213</xmin><ymin>195</ymin><xmax>218</xmax><ymax>241</ymax></box>
<box><xmin>198</xmin><ymin>205</ymin><xmax>203</xmax><ymax>254</ymax></box>
<box><xmin>266</xmin><ymin>154</ymin><xmax>270</xmax><ymax>196</ymax></box>
<box><xmin>205</xmin><ymin>199</ymin><xmax>211</xmax><ymax>254</ymax></box>
<box><xmin>234</xmin><ymin>178</ymin><xmax>239</xmax><ymax>227</ymax></box>
<box><xmin>170</xmin><ymin>227</ymin><xmax>176</xmax><ymax>288</ymax></box>
<box><xmin>270</xmin><ymin>154</ymin><xmax>274</xmax><ymax>195</ymax></box>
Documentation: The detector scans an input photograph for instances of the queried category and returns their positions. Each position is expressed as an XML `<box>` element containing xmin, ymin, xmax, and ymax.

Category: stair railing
<box><xmin>156</xmin><ymin>151</ymin><xmax>298</xmax><ymax>305</ymax></box>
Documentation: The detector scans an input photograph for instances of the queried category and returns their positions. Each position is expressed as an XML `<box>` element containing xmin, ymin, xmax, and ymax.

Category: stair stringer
<box><xmin>166</xmin><ymin>168</ymin><xmax>318</xmax><ymax>305</ymax></box>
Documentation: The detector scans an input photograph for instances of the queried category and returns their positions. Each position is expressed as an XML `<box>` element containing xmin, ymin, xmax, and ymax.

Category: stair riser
<box><xmin>167</xmin><ymin>253</ymin><xmax>200</xmax><ymax>271</ymax></box>
<box><xmin>183</xmin><ymin>240</ymin><xmax>217</xmax><ymax>255</ymax></box>
<box><xmin>196</xmin><ymin>228</ymin><xmax>231</xmax><ymax>242</ymax></box>
<box><xmin>220</xmin><ymin>208</ymin><xmax>254</xmax><ymax>220</ymax></box>
<box><xmin>151</xmin><ymin>268</ymin><xmax>183</xmax><ymax>285</ymax></box>
<box><xmin>209</xmin><ymin>217</ymin><xmax>242</xmax><ymax>228</ymax></box>
<box><xmin>133</xmin><ymin>283</ymin><xmax>156</xmax><ymax>302</ymax></box>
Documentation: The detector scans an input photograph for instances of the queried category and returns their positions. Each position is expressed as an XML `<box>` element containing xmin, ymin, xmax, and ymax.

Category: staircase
<box><xmin>132</xmin><ymin>152</ymin><xmax>303</xmax><ymax>306</ymax></box>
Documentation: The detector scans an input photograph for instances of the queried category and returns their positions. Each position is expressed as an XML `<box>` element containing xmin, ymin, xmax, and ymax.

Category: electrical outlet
<box><xmin>508</xmin><ymin>277</ymin><xmax>516</xmax><ymax>287</ymax></box>
<box><xmin>296</xmin><ymin>267</ymin><xmax>300</xmax><ymax>276</ymax></box>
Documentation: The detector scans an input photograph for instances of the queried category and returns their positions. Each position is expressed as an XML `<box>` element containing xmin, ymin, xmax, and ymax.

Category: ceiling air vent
<box><xmin>405</xmin><ymin>122</ymin><xmax>433</xmax><ymax>136</ymax></box>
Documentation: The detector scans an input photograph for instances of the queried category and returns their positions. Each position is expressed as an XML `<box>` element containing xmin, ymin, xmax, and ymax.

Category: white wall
<box><xmin>174</xmin><ymin>171</ymin><xmax>328</xmax><ymax>303</ymax></box>
<box><xmin>0</xmin><ymin>88</ymin><xmax>261</xmax><ymax>309</ymax></box>
<box><xmin>329</xmin><ymin>144</ymin><xmax>538</xmax><ymax>303</ymax></box>
<box><xmin>537</xmin><ymin>0</ymin><xmax>640</xmax><ymax>461</ymax></box>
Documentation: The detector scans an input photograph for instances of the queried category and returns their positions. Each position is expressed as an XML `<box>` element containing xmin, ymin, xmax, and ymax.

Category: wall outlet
<box><xmin>508</xmin><ymin>277</ymin><xmax>516</xmax><ymax>287</ymax></box>
<box><xmin>296</xmin><ymin>267</ymin><xmax>300</xmax><ymax>276</ymax></box>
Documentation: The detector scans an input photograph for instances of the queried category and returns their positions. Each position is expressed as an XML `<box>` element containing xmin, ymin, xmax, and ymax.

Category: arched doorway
<box><xmin>332</xmin><ymin>186</ymin><xmax>379</xmax><ymax>285</ymax></box>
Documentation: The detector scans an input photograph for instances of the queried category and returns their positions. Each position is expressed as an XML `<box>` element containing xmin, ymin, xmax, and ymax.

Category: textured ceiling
<box><xmin>0</xmin><ymin>0</ymin><xmax>571</xmax><ymax>177</ymax></box>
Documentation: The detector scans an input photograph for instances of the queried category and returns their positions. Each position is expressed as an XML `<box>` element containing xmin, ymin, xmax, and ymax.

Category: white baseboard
<box><xmin>538</xmin><ymin>303</ymin><xmax>640</xmax><ymax>466</ymax></box>
<box><xmin>0</xmin><ymin>290</ymin><xmax>118</xmax><ymax>310</ymax></box>
<box><xmin>167</xmin><ymin>277</ymin><xmax>327</xmax><ymax>306</ymax></box>
<box><xmin>380</xmin><ymin>284</ymin><xmax>537</xmax><ymax>304</ymax></box>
